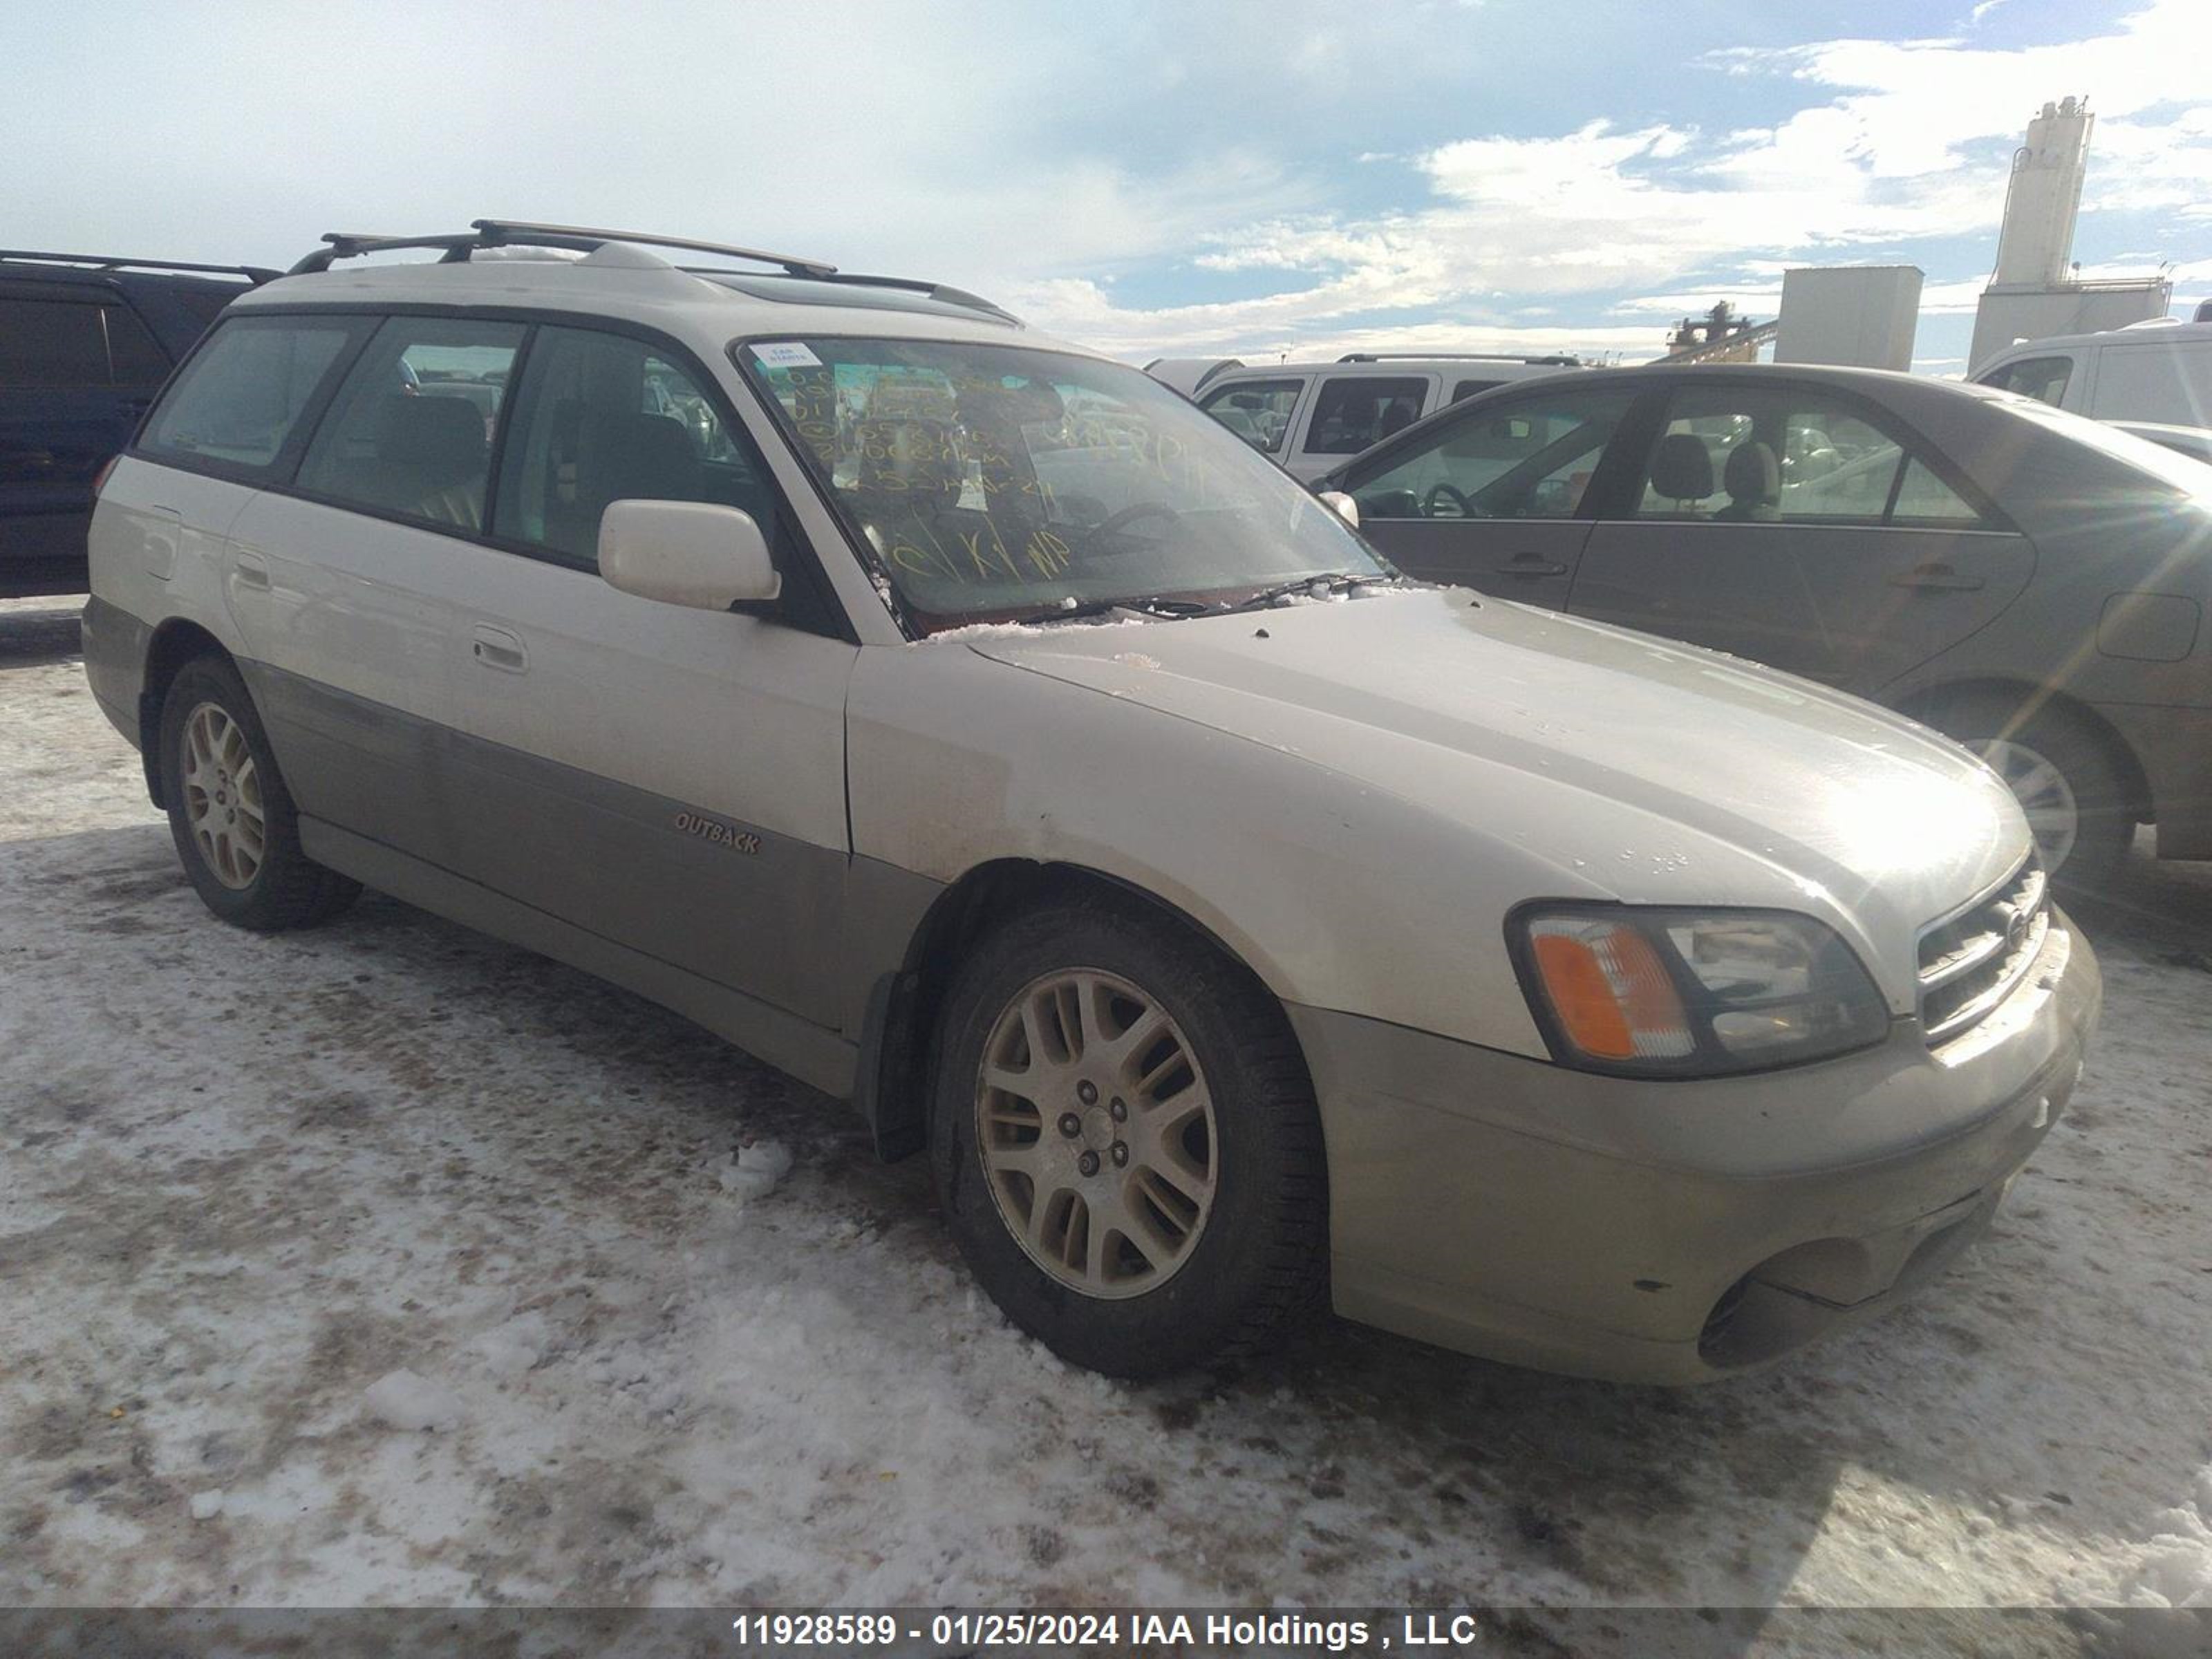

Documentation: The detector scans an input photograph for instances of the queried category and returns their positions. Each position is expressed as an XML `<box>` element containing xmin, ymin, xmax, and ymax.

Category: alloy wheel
<box><xmin>973</xmin><ymin>968</ymin><xmax>1219</xmax><ymax>1300</ymax></box>
<box><xmin>179</xmin><ymin>702</ymin><xmax>266</xmax><ymax>890</ymax></box>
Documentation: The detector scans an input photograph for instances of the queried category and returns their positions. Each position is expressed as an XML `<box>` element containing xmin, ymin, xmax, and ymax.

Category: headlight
<box><xmin>1510</xmin><ymin>905</ymin><xmax>1890</xmax><ymax>1078</ymax></box>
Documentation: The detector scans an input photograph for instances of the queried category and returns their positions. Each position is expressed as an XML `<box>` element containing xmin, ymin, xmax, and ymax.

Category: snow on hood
<box><xmin>965</xmin><ymin>587</ymin><xmax>2029</xmax><ymax>956</ymax></box>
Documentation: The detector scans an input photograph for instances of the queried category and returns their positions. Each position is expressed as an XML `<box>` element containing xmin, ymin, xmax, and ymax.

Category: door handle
<box><xmin>232</xmin><ymin>550</ymin><xmax>271</xmax><ymax>591</ymax></box>
<box><xmin>1501</xmin><ymin>554</ymin><xmax>1568</xmax><ymax>578</ymax></box>
<box><xmin>471</xmin><ymin>624</ymin><xmax>528</xmax><ymax>673</ymax></box>
<box><xmin>1890</xmin><ymin>562</ymin><xmax>1984</xmax><ymax>592</ymax></box>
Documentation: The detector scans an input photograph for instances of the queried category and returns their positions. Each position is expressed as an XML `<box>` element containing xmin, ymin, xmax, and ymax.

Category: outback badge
<box><xmin>673</xmin><ymin>809</ymin><xmax>761</xmax><ymax>855</ymax></box>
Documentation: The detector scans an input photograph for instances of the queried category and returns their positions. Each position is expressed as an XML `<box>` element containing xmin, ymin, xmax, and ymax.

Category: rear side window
<box><xmin>0</xmin><ymin>294</ymin><xmax>169</xmax><ymax>388</ymax></box>
<box><xmin>296</xmin><ymin>318</ymin><xmax>525</xmax><ymax>533</ymax></box>
<box><xmin>1978</xmin><ymin>355</ymin><xmax>2072</xmax><ymax>407</ymax></box>
<box><xmin>494</xmin><ymin>325</ymin><xmax>781</xmax><ymax>565</ymax></box>
<box><xmin>140</xmin><ymin>316</ymin><xmax>365</xmax><ymax>474</ymax></box>
<box><xmin>0</xmin><ymin>297</ymin><xmax>109</xmax><ymax>387</ymax></box>
<box><xmin>1302</xmin><ymin>375</ymin><xmax>1427</xmax><ymax>455</ymax></box>
<box><xmin>1198</xmin><ymin>377</ymin><xmax>1302</xmax><ymax>453</ymax></box>
<box><xmin>1450</xmin><ymin>378</ymin><xmax>1503</xmax><ymax>403</ymax></box>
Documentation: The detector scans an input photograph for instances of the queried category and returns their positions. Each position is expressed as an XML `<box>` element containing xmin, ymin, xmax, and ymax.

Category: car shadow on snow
<box><xmin>8</xmin><ymin>816</ymin><xmax>2207</xmax><ymax>1640</ymax></box>
<box><xmin>0</xmin><ymin>603</ymin><xmax>84</xmax><ymax>668</ymax></box>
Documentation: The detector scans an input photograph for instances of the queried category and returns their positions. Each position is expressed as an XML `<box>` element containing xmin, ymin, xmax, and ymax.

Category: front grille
<box><xmin>1916</xmin><ymin>855</ymin><xmax>2050</xmax><ymax>1046</ymax></box>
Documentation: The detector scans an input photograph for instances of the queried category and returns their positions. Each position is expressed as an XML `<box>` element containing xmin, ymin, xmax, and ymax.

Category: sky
<box><xmin>6</xmin><ymin>0</ymin><xmax>2209</xmax><ymax>374</ymax></box>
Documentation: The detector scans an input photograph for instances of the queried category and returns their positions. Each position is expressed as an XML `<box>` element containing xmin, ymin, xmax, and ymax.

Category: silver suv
<box><xmin>83</xmin><ymin>221</ymin><xmax>2099</xmax><ymax>1382</ymax></box>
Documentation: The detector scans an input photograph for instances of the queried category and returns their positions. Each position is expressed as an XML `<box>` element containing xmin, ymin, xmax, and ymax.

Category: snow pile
<box><xmin>362</xmin><ymin>1369</ymin><xmax>465</xmax><ymax>1432</ymax></box>
<box><xmin>188</xmin><ymin>1490</ymin><xmax>225</xmax><ymax>1521</ymax></box>
<box><xmin>717</xmin><ymin>1138</ymin><xmax>794</xmax><ymax>1203</ymax></box>
<box><xmin>469</xmin><ymin>1311</ymin><xmax>550</xmax><ymax>1379</ymax></box>
<box><xmin>2125</xmin><ymin>1466</ymin><xmax>2212</xmax><ymax>1609</ymax></box>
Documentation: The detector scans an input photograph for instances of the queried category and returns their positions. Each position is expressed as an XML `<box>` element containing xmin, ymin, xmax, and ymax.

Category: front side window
<box><xmin>296</xmin><ymin>319</ymin><xmax>524</xmax><ymax>531</ymax></box>
<box><xmin>1348</xmin><ymin>388</ymin><xmax>1635</xmax><ymax>522</ymax></box>
<box><xmin>1634</xmin><ymin>386</ymin><xmax>1985</xmax><ymax>529</ymax></box>
<box><xmin>739</xmin><ymin>337</ymin><xmax>1385</xmax><ymax>630</ymax></box>
<box><xmin>1978</xmin><ymin>355</ymin><xmax>2072</xmax><ymax>407</ymax></box>
<box><xmin>495</xmin><ymin>326</ymin><xmax>780</xmax><ymax>565</ymax></box>
<box><xmin>139</xmin><ymin>316</ymin><xmax>365</xmax><ymax>473</ymax></box>
<box><xmin>1301</xmin><ymin>375</ymin><xmax>1427</xmax><ymax>455</ymax></box>
<box><xmin>1197</xmin><ymin>377</ymin><xmax>1302</xmax><ymax>453</ymax></box>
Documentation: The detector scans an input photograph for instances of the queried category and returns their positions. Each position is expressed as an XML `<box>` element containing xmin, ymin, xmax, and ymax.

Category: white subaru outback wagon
<box><xmin>83</xmin><ymin>221</ymin><xmax>2101</xmax><ymax>1384</ymax></box>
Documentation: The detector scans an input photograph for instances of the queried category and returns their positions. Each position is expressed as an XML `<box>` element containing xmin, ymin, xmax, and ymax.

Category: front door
<box><xmin>1568</xmin><ymin>380</ymin><xmax>2035</xmax><ymax>693</ymax></box>
<box><xmin>438</xmin><ymin>323</ymin><xmax>857</xmax><ymax>1029</ymax></box>
<box><xmin>1337</xmin><ymin>383</ymin><xmax>1641</xmax><ymax>610</ymax></box>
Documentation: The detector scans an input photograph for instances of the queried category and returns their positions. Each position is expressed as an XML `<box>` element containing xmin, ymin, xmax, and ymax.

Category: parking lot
<box><xmin>1</xmin><ymin>593</ymin><xmax>2207</xmax><ymax>1621</ymax></box>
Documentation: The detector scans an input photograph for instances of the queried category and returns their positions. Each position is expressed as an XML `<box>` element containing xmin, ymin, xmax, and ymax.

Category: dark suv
<box><xmin>1</xmin><ymin>251</ymin><xmax>274</xmax><ymax>597</ymax></box>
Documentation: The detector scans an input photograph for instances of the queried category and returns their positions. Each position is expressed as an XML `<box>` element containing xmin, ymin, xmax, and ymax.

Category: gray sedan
<box><xmin>1321</xmin><ymin>363</ymin><xmax>2212</xmax><ymax>890</ymax></box>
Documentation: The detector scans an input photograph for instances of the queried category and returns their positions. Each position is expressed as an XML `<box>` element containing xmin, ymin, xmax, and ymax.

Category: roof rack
<box><xmin>1337</xmin><ymin>351</ymin><xmax>1582</xmax><ymax>366</ymax></box>
<box><xmin>693</xmin><ymin>267</ymin><xmax>1021</xmax><ymax>326</ymax></box>
<box><xmin>286</xmin><ymin>220</ymin><xmax>837</xmax><ymax>278</ymax></box>
<box><xmin>0</xmin><ymin>249</ymin><xmax>279</xmax><ymax>283</ymax></box>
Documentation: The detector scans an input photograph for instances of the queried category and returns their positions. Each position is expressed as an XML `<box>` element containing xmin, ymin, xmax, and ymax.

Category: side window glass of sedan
<box><xmin>297</xmin><ymin>318</ymin><xmax>525</xmax><ymax>532</ymax></box>
<box><xmin>1198</xmin><ymin>378</ymin><xmax>1301</xmax><ymax>453</ymax></box>
<box><xmin>1301</xmin><ymin>376</ymin><xmax>1427</xmax><ymax>456</ymax></box>
<box><xmin>1351</xmin><ymin>390</ymin><xmax>1633</xmax><ymax>522</ymax></box>
<box><xmin>495</xmin><ymin>327</ymin><xmax>780</xmax><ymax>566</ymax></box>
<box><xmin>1636</xmin><ymin>386</ymin><xmax>1988</xmax><ymax>529</ymax></box>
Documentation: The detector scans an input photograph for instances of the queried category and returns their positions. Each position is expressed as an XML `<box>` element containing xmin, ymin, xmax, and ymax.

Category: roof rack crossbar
<box><xmin>1337</xmin><ymin>351</ymin><xmax>1582</xmax><ymax>365</ymax></box>
<box><xmin>285</xmin><ymin>221</ymin><xmax>840</xmax><ymax>280</ymax></box>
<box><xmin>0</xmin><ymin>250</ymin><xmax>279</xmax><ymax>283</ymax></box>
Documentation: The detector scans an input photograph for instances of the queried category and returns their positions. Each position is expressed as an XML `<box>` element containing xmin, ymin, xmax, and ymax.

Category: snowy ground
<box><xmin>2</xmin><ymin>597</ymin><xmax>2209</xmax><ymax>1642</ymax></box>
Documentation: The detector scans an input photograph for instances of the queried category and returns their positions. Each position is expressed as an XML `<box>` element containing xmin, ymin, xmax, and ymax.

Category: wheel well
<box><xmin>1898</xmin><ymin>679</ymin><xmax>2153</xmax><ymax>823</ymax></box>
<box><xmin>138</xmin><ymin>620</ymin><xmax>233</xmax><ymax>809</ymax></box>
<box><xmin>856</xmin><ymin>860</ymin><xmax>1276</xmax><ymax>1162</ymax></box>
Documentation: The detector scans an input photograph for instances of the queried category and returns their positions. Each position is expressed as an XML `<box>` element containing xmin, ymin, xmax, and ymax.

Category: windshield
<box><xmin>736</xmin><ymin>337</ymin><xmax>1387</xmax><ymax>631</ymax></box>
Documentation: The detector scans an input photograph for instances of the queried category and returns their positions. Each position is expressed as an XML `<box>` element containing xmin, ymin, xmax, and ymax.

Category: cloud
<box><xmin>1011</xmin><ymin>0</ymin><xmax>2212</xmax><ymax>358</ymax></box>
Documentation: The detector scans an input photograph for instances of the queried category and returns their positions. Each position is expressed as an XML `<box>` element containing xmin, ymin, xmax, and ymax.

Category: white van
<box><xmin>1188</xmin><ymin>355</ymin><xmax>1585</xmax><ymax>481</ymax></box>
<box><xmin>1974</xmin><ymin>319</ymin><xmax>2212</xmax><ymax>429</ymax></box>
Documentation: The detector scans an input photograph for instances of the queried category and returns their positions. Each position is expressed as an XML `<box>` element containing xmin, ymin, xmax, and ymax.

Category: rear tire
<box><xmin>929</xmin><ymin>892</ymin><xmax>1327</xmax><ymax>1378</ymax></box>
<box><xmin>160</xmin><ymin>655</ymin><xmax>361</xmax><ymax>930</ymax></box>
<box><xmin>1924</xmin><ymin>691</ymin><xmax>2133</xmax><ymax>897</ymax></box>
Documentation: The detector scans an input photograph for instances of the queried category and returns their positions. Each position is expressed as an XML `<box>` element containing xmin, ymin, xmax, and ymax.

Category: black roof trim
<box><xmin>0</xmin><ymin>249</ymin><xmax>278</xmax><ymax>283</ymax></box>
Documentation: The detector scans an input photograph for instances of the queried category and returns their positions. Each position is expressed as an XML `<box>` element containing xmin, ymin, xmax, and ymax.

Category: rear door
<box><xmin>0</xmin><ymin>282</ymin><xmax>169</xmax><ymax>585</ymax></box>
<box><xmin>1335</xmin><ymin>382</ymin><xmax>1642</xmax><ymax>610</ymax></box>
<box><xmin>1567</xmin><ymin>379</ymin><xmax>2036</xmax><ymax>693</ymax></box>
<box><xmin>216</xmin><ymin>315</ymin><xmax>523</xmax><ymax>859</ymax></box>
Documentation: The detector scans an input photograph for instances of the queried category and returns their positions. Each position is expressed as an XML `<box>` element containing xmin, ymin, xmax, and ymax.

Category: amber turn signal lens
<box><xmin>1530</xmin><ymin>923</ymin><xmax>1689</xmax><ymax>1060</ymax></box>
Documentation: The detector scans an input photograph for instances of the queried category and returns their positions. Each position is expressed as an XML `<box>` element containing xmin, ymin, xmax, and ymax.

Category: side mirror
<box><xmin>1316</xmin><ymin>489</ymin><xmax>1360</xmax><ymax>528</ymax></box>
<box><xmin>598</xmin><ymin>500</ymin><xmax>781</xmax><ymax>611</ymax></box>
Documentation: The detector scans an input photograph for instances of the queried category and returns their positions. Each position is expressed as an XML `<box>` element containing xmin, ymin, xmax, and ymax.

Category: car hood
<box><xmin>960</xmin><ymin>587</ymin><xmax>2030</xmax><ymax>993</ymax></box>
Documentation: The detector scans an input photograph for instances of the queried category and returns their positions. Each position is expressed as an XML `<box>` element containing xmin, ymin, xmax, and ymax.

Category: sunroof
<box><xmin>694</xmin><ymin>272</ymin><xmax>1013</xmax><ymax>324</ymax></box>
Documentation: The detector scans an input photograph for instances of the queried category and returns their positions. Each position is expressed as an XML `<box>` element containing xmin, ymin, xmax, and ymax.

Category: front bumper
<box><xmin>1291</xmin><ymin>910</ymin><xmax>2101</xmax><ymax>1384</ymax></box>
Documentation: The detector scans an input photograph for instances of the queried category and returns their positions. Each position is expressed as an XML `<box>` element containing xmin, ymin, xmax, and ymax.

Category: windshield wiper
<box><xmin>1009</xmin><ymin>593</ymin><xmax>1217</xmax><ymax>625</ymax></box>
<box><xmin>1219</xmin><ymin>572</ymin><xmax>1399</xmax><ymax>614</ymax></box>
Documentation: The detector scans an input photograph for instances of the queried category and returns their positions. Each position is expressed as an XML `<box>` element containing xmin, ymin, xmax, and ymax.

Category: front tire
<box><xmin>930</xmin><ymin>892</ymin><xmax>1327</xmax><ymax>1378</ymax></box>
<box><xmin>1927</xmin><ymin>691</ymin><xmax>2133</xmax><ymax>896</ymax></box>
<box><xmin>160</xmin><ymin>655</ymin><xmax>360</xmax><ymax>930</ymax></box>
